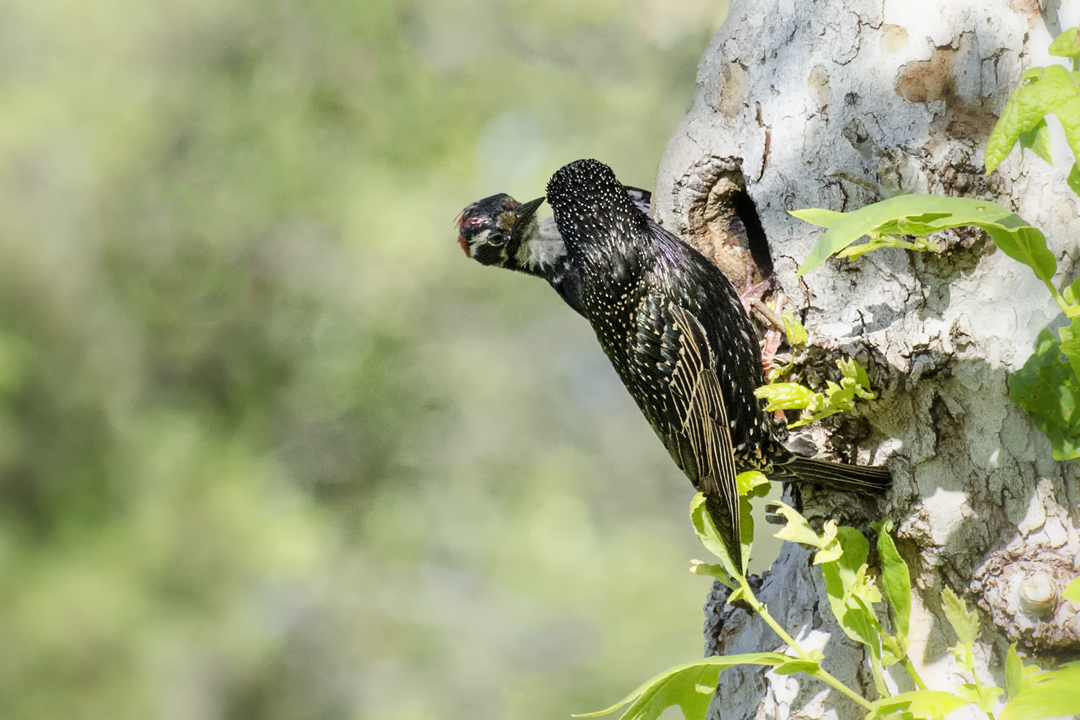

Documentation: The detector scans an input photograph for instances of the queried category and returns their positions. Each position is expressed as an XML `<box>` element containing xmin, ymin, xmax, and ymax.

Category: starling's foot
<box><xmin>738</xmin><ymin>266</ymin><xmax>773</xmax><ymax>315</ymax></box>
<box><xmin>750</xmin><ymin>293</ymin><xmax>787</xmax><ymax>379</ymax></box>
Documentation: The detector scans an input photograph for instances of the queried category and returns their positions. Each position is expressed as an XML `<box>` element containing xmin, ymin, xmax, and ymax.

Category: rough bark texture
<box><xmin>653</xmin><ymin>2</ymin><xmax>1080</xmax><ymax>718</ymax></box>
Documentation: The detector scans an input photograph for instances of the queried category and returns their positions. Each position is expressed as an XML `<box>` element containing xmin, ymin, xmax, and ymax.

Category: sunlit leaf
<box><xmin>1000</xmin><ymin>664</ymin><xmax>1080</xmax><ymax>720</ymax></box>
<box><xmin>791</xmin><ymin>195</ymin><xmax>1053</xmax><ymax>280</ymax></box>
<box><xmin>1006</xmin><ymin>644</ymin><xmax>1024</xmax><ymax>699</ymax></box>
<box><xmin>575</xmin><ymin>653</ymin><xmax>792</xmax><ymax>720</ymax></box>
<box><xmin>982</xmin><ymin>224</ymin><xmax>1057</xmax><ymax>285</ymax></box>
<box><xmin>868</xmin><ymin>690</ymin><xmax>971</xmax><ymax>720</ymax></box>
<box><xmin>788</xmin><ymin>207</ymin><xmax>846</xmax><ymax>227</ymax></box>
<box><xmin>942</xmin><ymin>587</ymin><xmax>979</xmax><ymax>646</ymax></box>
<box><xmin>820</xmin><ymin>526</ymin><xmax>877</xmax><ymax>645</ymax></box>
<box><xmin>1056</xmin><ymin>315</ymin><xmax>1080</xmax><ymax>380</ymax></box>
<box><xmin>1018</xmin><ymin>119</ymin><xmax>1054</xmax><ymax>165</ymax></box>
<box><xmin>736</xmin><ymin>470</ymin><xmax>770</xmax><ymax>497</ymax></box>
<box><xmin>773</xmin><ymin>660</ymin><xmax>821</xmax><ymax>676</ymax></box>
<box><xmin>872</xmin><ymin>519</ymin><xmax>911</xmax><ymax>640</ymax></box>
<box><xmin>985</xmin><ymin>65</ymin><xmax>1080</xmax><ymax>174</ymax></box>
<box><xmin>1049</xmin><ymin>27</ymin><xmax>1080</xmax><ymax>59</ymax></box>
<box><xmin>956</xmin><ymin>684</ymin><xmax>1004</xmax><ymax>712</ymax></box>
<box><xmin>1064</xmin><ymin>577</ymin><xmax>1080</xmax><ymax>603</ymax></box>
<box><xmin>1069</xmin><ymin>163</ymin><xmax>1080</xmax><ymax>196</ymax></box>
<box><xmin>772</xmin><ymin>502</ymin><xmax>827</xmax><ymax>548</ymax></box>
<box><xmin>842</xmin><ymin>602</ymin><xmax>882</xmax><ymax>649</ymax></box>
<box><xmin>755</xmin><ymin>382</ymin><xmax>816</xmax><ymax>411</ymax></box>
<box><xmin>1009</xmin><ymin>329</ymin><xmax>1080</xmax><ymax>460</ymax></box>
<box><xmin>688</xmin><ymin>560</ymin><xmax>737</xmax><ymax>589</ymax></box>
<box><xmin>690</xmin><ymin>493</ymin><xmax>753</xmax><ymax>577</ymax></box>
<box><xmin>781</xmin><ymin>312</ymin><xmax>809</xmax><ymax>346</ymax></box>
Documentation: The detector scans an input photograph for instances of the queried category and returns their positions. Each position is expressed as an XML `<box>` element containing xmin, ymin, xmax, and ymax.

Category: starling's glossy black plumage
<box><xmin>459</xmin><ymin>160</ymin><xmax>890</xmax><ymax>569</ymax></box>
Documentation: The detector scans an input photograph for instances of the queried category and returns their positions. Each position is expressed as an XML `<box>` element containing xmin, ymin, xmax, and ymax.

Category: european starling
<box><xmin>457</xmin><ymin>160</ymin><xmax>890</xmax><ymax>569</ymax></box>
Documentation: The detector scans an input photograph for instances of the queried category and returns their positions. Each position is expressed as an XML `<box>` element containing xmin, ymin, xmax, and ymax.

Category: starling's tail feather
<box><xmin>783</xmin><ymin>456</ymin><xmax>891</xmax><ymax>495</ymax></box>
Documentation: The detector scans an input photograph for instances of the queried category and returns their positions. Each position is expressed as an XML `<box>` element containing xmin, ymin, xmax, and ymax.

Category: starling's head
<box><xmin>545</xmin><ymin>159</ymin><xmax>647</xmax><ymax>243</ymax></box>
<box><xmin>456</xmin><ymin>194</ymin><xmax>544</xmax><ymax>268</ymax></box>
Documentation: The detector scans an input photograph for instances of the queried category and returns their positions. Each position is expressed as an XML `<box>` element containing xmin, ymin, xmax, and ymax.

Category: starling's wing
<box><xmin>634</xmin><ymin>299</ymin><xmax>742</xmax><ymax>570</ymax></box>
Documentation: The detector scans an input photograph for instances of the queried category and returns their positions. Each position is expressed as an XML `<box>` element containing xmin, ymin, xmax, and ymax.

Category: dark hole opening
<box><xmin>732</xmin><ymin>188</ymin><xmax>773</xmax><ymax>278</ymax></box>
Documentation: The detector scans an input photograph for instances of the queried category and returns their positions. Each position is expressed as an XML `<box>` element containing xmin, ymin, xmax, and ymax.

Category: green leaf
<box><xmin>1049</xmin><ymin>27</ymin><xmax>1080</xmax><ymax>59</ymax></box>
<box><xmin>838</xmin><ymin>358</ymin><xmax>876</xmax><ymax>400</ymax></box>
<box><xmin>575</xmin><ymin>653</ymin><xmax>792</xmax><ymax>720</ymax></box>
<box><xmin>813</xmin><ymin>542</ymin><xmax>843</xmax><ymax>565</ymax></box>
<box><xmin>824</xmin><ymin>526</ymin><xmax>869</xmax><ymax>590</ymax></box>
<box><xmin>736</xmin><ymin>470</ymin><xmax>769</xmax><ymax>497</ymax></box>
<box><xmin>773</xmin><ymin>659</ymin><xmax>821</xmax><ymax>676</ymax></box>
<box><xmin>872</xmin><ymin>520</ymin><xmax>911</xmax><ymax>641</ymax></box>
<box><xmin>986</xmin><ymin>65</ymin><xmax>1080</xmax><ymax>174</ymax></box>
<box><xmin>942</xmin><ymin>587</ymin><xmax>979</xmax><ymax>646</ymax></box>
<box><xmin>781</xmin><ymin>312</ymin><xmax>809</xmax><ymax>346</ymax></box>
<box><xmin>957</xmin><ymin>683</ymin><xmax>1004</xmax><ymax>712</ymax></box>
<box><xmin>690</xmin><ymin>494</ymin><xmax>736</xmax><ymax>575</ymax></box>
<box><xmin>1006</xmin><ymin>644</ymin><xmax>1024</xmax><ymax>699</ymax></box>
<box><xmin>1064</xmin><ymin>277</ymin><xmax>1080</xmax><ymax>306</ymax></box>
<box><xmin>982</xmin><ymin>223</ymin><xmax>1057</xmax><ymax>285</ymax></box>
<box><xmin>1063</xmin><ymin>577</ymin><xmax>1080</xmax><ymax>603</ymax></box>
<box><xmin>1069</xmin><ymin>163</ymin><xmax>1080</xmax><ymax>196</ymax></box>
<box><xmin>811</xmin><ymin>521</ymin><xmax>841</xmax><ymax>564</ymax></box>
<box><xmin>869</xmin><ymin>690</ymin><xmax>972</xmax><ymax>720</ymax></box>
<box><xmin>788</xmin><ymin>207</ymin><xmax>846</xmax><ymax>227</ymax></box>
<box><xmin>1009</xmin><ymin>329</ymin><xmax>1080</xmax><ymax>461</ymax></box>
<box><xmin>1000</xmin><ymin>664</ymin><xmax>1080</xmax><ymax>720</ymax></box>
<box><xmin>791</xmin><ymin>195</ymin><xmax>1051</xmax><ymax>278</ymax></box>
<box><xmin>876</xmin><ymin>212</ymin><xmax>952</xmax><ymax>236</ymax></box>
<box><xmin>690</xmin><ymin>493</ymin><xmax>754</xmax><ymax>577</ymax></box>
<box><xmin>755</xmin><ymin>382</ymin><xmax>816</xmax><ymax>411</ymax></box>
<box><xmin>820</xmin><ymin>527</ymin><xmax>880</xmax><ymax>645</ymax></box>
<box><xmin>771</xmin><ymin>502</ymin><xmax>828</xmax><ymax>548</ymax></box>
<box><xmin>843</xmin><ymin>598</ymin><xmax>882</xmax><ymax>650</ymax></box>
<box><xmin>688</xmin><ymin>560</ymin><xmax>737</xmax><ymax>588</ymax></box>
<box><xmin>1018</xmin><ymin>119</ymin><xmax>1054</xmax><ymax>165</ymax></box>
<box><xmin>1056</xmin><ymin>315</ymin><xmax>1080</xmax><ymax>381</ymax></box>
<box><xmin>757</xmin><ymin>359</ymin><xmax>877</xmax><ymax>428</ymax></box>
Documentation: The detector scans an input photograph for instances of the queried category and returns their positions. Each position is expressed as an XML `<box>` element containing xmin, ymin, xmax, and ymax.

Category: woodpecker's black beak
<box><xmin>510</xmin><ymin>197</ymin><xmax>544</xmax><ymax>244</ymax></box>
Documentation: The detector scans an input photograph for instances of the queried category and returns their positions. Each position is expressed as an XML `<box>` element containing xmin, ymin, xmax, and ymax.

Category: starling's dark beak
<box><xmin>510</xmin><ymin>197</ymin><xmax>544</xmax><ymax>244</ymax></box>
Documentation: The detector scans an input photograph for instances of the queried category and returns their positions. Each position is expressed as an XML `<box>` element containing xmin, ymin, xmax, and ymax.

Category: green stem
<box><xmin>1045</xmin><ymin>280</ymin><xmax>1073</xmax><ymax>317</ymax></box>
<box><xmin>963</xmin><ymin>646</ymin><xmax>998</xmax><ymax>720</ymax></box>
<box><xmin>735</xmin><ymin>573</ymin><xmax>875</xmax><ymax>711</ymax></box>
<box><xmin>814</xmin><ymin>666</ymin><xmax>876</xmax><ymax>711</ymax></box>
<box><xmin>898</xmin><ymin>656</ymin><xmax>929</xmax><ymax>692</ymax></box>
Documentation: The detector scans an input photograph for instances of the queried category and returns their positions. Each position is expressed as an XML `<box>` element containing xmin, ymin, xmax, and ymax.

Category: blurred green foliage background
<box><xmin>0</xmin><ymin>0</ymin><xmax>729</xmax><ymax>717</ymax></box>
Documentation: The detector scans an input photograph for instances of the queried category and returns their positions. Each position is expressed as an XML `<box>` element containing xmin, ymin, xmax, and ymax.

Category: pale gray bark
<box><xmin>654</xmin><ymin>1</ymin><xmax>1080</xmax><ymax>718</ymax></box>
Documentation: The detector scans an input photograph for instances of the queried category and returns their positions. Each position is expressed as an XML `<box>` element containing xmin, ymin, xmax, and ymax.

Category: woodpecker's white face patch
<box><xmin>467</xmin><ymin>228</ymin><xmax>491</xmax><ymax>255</ymax></box>
<box><xmin>517</xmin><ymin>216</ymin><xmax>567</xmax><ymax>270</ymax></box>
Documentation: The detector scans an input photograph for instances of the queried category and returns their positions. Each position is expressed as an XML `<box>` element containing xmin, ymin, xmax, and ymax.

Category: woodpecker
<box><xmin>457</xmin><ymin>187</ymin><xmax>651</xmax><ymax>316</ymax></box>
<box><xmin>457</xmin><ymin>160</ymin><xmax>890</xmax><ymax>569</ymax></box>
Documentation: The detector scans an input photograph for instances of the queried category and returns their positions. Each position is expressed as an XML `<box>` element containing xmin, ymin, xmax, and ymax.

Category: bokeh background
<box><xmin>0</xmin><ymin>1</ymin><xmax>732</xmax><ymax>718</ymax></box>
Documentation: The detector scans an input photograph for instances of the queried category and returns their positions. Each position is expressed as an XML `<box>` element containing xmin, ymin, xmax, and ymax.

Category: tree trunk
<box><xmin>653</xmin><ymin>1</ymin><xmax>1080</xmax><ymax>717</ymax></box>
